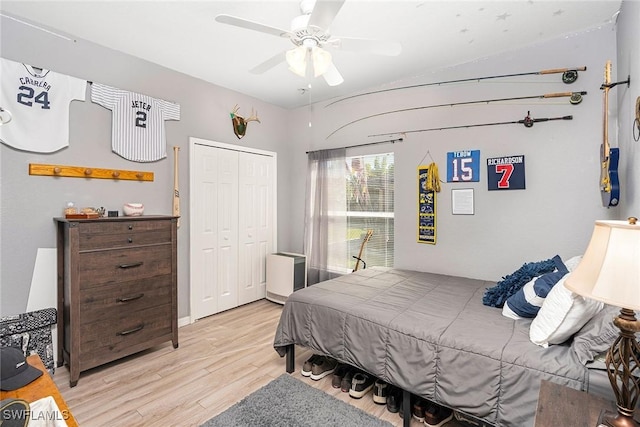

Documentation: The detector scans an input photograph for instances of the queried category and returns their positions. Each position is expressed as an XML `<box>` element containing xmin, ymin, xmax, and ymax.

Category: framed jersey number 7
<box><xmin>487</xmin><ymin>155</ymin><xmax>526</xmax><ymax>190</ymax></box>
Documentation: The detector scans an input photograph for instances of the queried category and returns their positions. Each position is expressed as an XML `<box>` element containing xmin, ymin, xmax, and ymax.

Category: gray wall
<box><xmin>0</xmin><ymin>14</ymin><xmax>292</xmax><ymax>316</ymax></box>
<box><xmin>287</xmin><ymin>21</ymin><xmax>627</xmax><ymax>280</ymax></box>
<box><xmin>2</xmin><ymin>3</ymin><xmax>638</xmax><ymax>317</ymax></box>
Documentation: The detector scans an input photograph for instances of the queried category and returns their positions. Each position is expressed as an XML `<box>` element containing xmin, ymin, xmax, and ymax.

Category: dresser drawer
<box><xmin>78</xmin><ymin>221</ymin><xmax>171</xmax><ymax>250</ymax></box>
<box><xmin>79</xmin><ymin>244</ymin><xmax>172</xmax><ymax>288</ymax></box>
<box><xmin>79</xmin><ymin>275</ymin><xmax>172</xmax><ymax>324</ymax></box>
<box><xmin>79</xmin><ymin>304</ymin><xmax>172</xmax><ymax>370</ymax></box>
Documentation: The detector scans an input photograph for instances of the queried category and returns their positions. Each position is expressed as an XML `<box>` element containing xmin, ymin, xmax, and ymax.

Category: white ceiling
<box><xmin>0</xmin><ymin>1</ymin><xmax>622</xmax><ymax>109</ymax></box>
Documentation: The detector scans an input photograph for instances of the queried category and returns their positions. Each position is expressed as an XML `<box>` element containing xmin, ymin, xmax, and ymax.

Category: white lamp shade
<box><xmin>286</xmin><ymin>46</ymin><xmax>308</xmax><ymax>77</ymax></box>
<box><xmin>565</xmin><ymin>220</ymin><xmax>640</xmax><ymax>310</ymax></box>
<box><xmin>311</xmin><ymin>46</ymin><xmax>332</xmax><ymax>77</ymax></box>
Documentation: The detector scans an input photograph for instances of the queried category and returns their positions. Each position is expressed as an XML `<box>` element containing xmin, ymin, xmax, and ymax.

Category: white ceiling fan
<box><xmin>215</xmin><ymin>0</ymin><xmax>402</xmax><ymax>87</ymax></box>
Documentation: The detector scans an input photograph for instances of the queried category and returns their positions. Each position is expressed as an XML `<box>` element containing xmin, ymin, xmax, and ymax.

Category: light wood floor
<box><xmin>52</xmin><ymin>299</ymin><xmax>435</xmax><ymax>427</ymax></box>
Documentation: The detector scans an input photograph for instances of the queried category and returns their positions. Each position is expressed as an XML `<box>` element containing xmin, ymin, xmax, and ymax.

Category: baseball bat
<box><xmin>173</xmin><ymin>146</ymin><xmax>180</xmax><ymax>227</ymax></box>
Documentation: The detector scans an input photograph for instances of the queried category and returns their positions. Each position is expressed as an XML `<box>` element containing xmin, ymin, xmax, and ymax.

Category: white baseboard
<box><xmin>178</xmin><ymin>316</ymin><xmax>191</xmax><ymax>328</ymax></box>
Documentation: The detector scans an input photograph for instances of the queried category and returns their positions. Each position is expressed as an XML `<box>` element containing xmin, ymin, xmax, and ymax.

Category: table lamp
<box><xmin>565</xmin><ymin>217</ymin><xmax>640</xmax><ymax>427</ymax></box>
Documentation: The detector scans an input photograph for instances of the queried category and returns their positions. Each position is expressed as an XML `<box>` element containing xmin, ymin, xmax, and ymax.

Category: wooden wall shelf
<box><xmin>29</xmin><ymin>163</ymin><xmax>154</xmax><ymax>181</ymax></box>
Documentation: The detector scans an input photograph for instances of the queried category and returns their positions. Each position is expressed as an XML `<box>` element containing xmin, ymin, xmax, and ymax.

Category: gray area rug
<box><xmin>201</xmin><ymin>374</ymin><xmax>393</xmax><ymax>427</ymax></box>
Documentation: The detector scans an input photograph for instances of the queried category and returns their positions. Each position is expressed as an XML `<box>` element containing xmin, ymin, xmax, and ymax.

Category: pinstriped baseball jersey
<box><xmin>0</xmin><ymin>57</ymin><xmax>86</xmax><ymax>153</ymax></box>
<box><xmin>91</xmin><ymin>83</ymin><xmax>180</xmax><ymax>162</ymax></box>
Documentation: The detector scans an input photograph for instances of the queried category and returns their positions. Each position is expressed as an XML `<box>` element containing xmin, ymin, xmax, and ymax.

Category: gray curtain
<box><xmin>304</xmin><ymin>148</ymin><xmax>347</xmax><ymax>285</ymax></box>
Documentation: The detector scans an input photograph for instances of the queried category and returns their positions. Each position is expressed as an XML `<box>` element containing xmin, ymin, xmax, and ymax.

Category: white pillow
<box><xmin>529</xmin><ymin>273</ymin><xmax>603</xmax><ymax>347</ymax></box>
<box><xmin>563</xmin><ymin>255</ymin><xmax>583</xmax><ymax>272</ymax></box>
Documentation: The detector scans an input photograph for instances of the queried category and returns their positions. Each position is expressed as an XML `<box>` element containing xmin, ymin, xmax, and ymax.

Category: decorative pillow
<box><xmin>503</xmin><ymin>255</ymin><xmax>568</xmax><ymax>318</ymax></box>
<box><xmin>571</xmin><ymin>304</ymin><xmax>620</xmax><ymax>364</ymax></box>
<box><xmin>483</xmin><ymin>257</ymin><xmax>557</xmax><ymax>308</ymax></box>
<box><xmin>502</xmin><ymin>277</ymin><xmax>538</xmax><ymax>319</ymax></box>
<box><xmin>529</xmin><ymin>273</ymin><xmax>604</xmax><ymax>348</ymax></box>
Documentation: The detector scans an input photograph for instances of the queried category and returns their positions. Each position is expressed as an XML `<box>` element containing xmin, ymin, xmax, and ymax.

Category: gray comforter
<box><xmin>273</xmin><ymin>267</ymin><xmax>590</xmax><ymax>427</ymax></box>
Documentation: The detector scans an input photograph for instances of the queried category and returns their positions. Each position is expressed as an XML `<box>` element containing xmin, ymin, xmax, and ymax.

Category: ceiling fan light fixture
<box><xmin>311</xmin><ymin>46</ymin><xmax>332</xmax><ymax>77</ymax></box>
<box><xmin>286</xmin><ymin>46</ymin><xmax>308</xmax><ymax>77</ymax></box>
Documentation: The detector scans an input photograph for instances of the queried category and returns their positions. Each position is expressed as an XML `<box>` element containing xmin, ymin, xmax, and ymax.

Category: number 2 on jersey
<box><xmin>135</xmin><ymin>111</ymin><xmax>147</xmax><ymax>128</ymax></box>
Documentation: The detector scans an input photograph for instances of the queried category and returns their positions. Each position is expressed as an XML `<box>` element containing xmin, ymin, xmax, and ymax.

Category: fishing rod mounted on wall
<box><xmin>368</xmin><ymin>111</ymin><xmax>573</xmax><ymax>138</ymax></box>
<box><xmin>325</xmin><ymin>66</ymin><xmax>587</xmax><ymax>108</ymax></box>
<box><xmin>326</xmin><ymin>91</ymin><xmax>586</xmax><ymax>139</ymax></box>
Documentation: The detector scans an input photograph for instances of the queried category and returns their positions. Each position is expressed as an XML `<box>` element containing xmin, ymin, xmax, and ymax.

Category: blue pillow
<box><xmin>504</xmin><ymin>255</ymin><xmax>568</xmax><ymax>318</ymax></box>
<box><xmin>483</xmin><ymin>257</ymin><xmax>557</xmax><ymax>308</ymax></box>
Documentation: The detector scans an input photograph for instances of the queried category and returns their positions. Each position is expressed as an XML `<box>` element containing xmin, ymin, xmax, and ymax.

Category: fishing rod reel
<box><xmin>570</xmin><ymin>92</ymin><xmax>586</xmax><ymax>104</ymax></box>
<box><xmin>521</xmin><ymin>111</ymin><xmax>573</xmax><ymax>128</ymax></box>
<box><xmin>562</xmin><ymin>70</ymin><xmax>579</xmax><ymax>84</ymax></box>
<box><xmin>523</xmin><ymin>112</ymin><xmax>535</xmax><ymax>128</ymax></box>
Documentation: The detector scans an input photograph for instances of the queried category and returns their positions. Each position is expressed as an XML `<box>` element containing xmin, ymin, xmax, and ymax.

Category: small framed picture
<box><xmin>452</xmin><ymin>188</ymin><xmax>474</xmax><ymax>215</ymax></box>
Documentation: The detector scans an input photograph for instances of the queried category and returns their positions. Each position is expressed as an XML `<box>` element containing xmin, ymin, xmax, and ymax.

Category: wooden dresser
<box><xmin>54</xmin><ymin>216</ymin><xmax>178</xmax><ymax>387</ymax></box>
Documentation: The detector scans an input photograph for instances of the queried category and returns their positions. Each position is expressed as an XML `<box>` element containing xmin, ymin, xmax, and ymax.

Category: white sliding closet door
<box><xmin>216</xmin><ymin>149</ymin><xmax>240</xmax><ymax>312</ymax></box>
<box><xmin>191</xmin><ymin>138</ymin><xmax>276</xmax><ymax>321</ymax></box>
<box><xmin>191</xmin><ymin>144</ymin><xmax>238</xmax><ymax>318</ymax></box>
<box><xmin>238</xmin><ymin>152</ymin><xmax>273</xmax><ymax>305</ymax></box>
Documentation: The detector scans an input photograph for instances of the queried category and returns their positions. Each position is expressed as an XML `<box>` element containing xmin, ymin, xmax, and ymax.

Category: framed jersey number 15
<box><xmin>447</xmin><ymin>150</ymin><xmax>480</xmax><ymax>182</ymax></box>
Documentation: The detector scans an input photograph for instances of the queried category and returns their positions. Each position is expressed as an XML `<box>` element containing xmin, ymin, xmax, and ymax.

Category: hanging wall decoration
<box><xmin>369</xmin><ymin>112</ymin><xmax>572</xmax><ymax>138</ymax></box>
<box><xmin>91</xmin><ymin>82</ymin><xmax>181</xmax><ymax>162</ymax></box>
<box><xmin>230</xmin><ymin>105</ymin><xmax>260</xmax><ymax>139</ymax></box>
<box><xmin>28</xmin><ymin>163</ymin><xmax>154</xmax><ymax>181</ymax></box>
<box><xmin>418</xmin><ymin>165</ymin><xmax>437</xmax><ymax>244</ymax></box>
<box><xmin>326</xmin><ymin>66</ymin><xmax>587</xmax><ymax>107</ymax></box>
<box><xmin>598</xmin><ymin>60</ymin><xmax>624</xmax><ymax>208</ymax></box>
<box><xmin>327</xmin><ymin>91</ymin><xmax>585</xmax><ymax>139</ymax></box>
<box><xmin>447</xmin><ymin>150</ymin><xmax>480</xmax><ymax>183</ymax></box>
<box><xmin>0</xmin><ymin>57</ymin><xmax>87</xmax><ymax>153</ymax></box>
<box><xmin>452</xmin><ymin>189</ymin><xmax>474</xmax><ymax>215</ymax></box>
<box><xmin>487</xmin><ymin>155</ymin><xmax>526</xmax><ymax>190</ymax></box>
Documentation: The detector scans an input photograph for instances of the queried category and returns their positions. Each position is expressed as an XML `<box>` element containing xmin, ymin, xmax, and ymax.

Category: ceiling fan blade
<box><xmin>215</xmin><ymin>14</ymin><xmax>291</xmax><ymax>38</ymax></box>
<box><xmin>322</xmin><ymin>62</ymin><xmax>344</xmax><ymax>87</ymax></box>
<box><xmin>250</xmin><ymin>51</ymin><xmax>286</xmax><ymax>74</ymax></box>
<box><xmin>307</xmin><ymin>0</ymin><xmax>345</xmax><ymax>30</ymax></box>
<box><xmin>332</xmin><ymin>37</ymin><xmax>402</xmax><ymax>56</ymax></box>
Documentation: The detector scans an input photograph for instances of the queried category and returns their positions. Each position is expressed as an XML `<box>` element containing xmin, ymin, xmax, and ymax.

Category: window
<box><xmin>327</xmin><ymin>152</ymin><xmax>394</xmax><ymax>272</ymax></box>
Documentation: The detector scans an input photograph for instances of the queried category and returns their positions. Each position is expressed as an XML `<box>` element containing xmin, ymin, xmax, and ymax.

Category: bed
<box><xmin>273</xmin><ymin>266</ymin><xmax>618</xmax><ymax>427</ymax></box>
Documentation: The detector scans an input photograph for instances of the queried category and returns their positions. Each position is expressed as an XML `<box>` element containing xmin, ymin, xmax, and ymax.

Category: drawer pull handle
<box><xmin>128</xmin><ymin>238</ymin><xmax>133</xmax><ymax>243</ymax></box>
<box><xmin>116</xmin><ymin>293</ymin><xmax>144</xmax><ymax>303</ymax></box>
<box><xmin>128</xmin><ymin>225</ymin><xmax>133</xmax><ymax>230</ymax></box>
<box><xmin>116</xmin><ymin>324</ymin><xmax>144</xmax><ymax>336</ymax></box>
<box><xmin>118</xmin><ymin>261</ymin><xmax>143</xmax><ymax>269</ymax></box>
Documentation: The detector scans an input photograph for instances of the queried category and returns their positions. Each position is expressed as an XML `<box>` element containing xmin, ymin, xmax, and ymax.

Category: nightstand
<box><xmin>535</xmin><ymin>379</ymin><xmax>616</xmax><ymax>426</ymax></box>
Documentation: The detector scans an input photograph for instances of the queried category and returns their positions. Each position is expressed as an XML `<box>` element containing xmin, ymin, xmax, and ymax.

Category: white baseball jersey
<box><xmin>91</xmin><ymin>83</ymin><xmax>180</xmax><ymax>162</ymax></box>
<box><xmin>0</xmin><ymin>58</ymin><xmax>86</xmax><ymax>153</ymax></box>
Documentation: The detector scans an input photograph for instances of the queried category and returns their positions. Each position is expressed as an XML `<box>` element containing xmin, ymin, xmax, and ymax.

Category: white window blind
<box><xmin>326</xmin><ymin>152</ymin><xmax>394</xmax><ymax>272</ymax></box>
